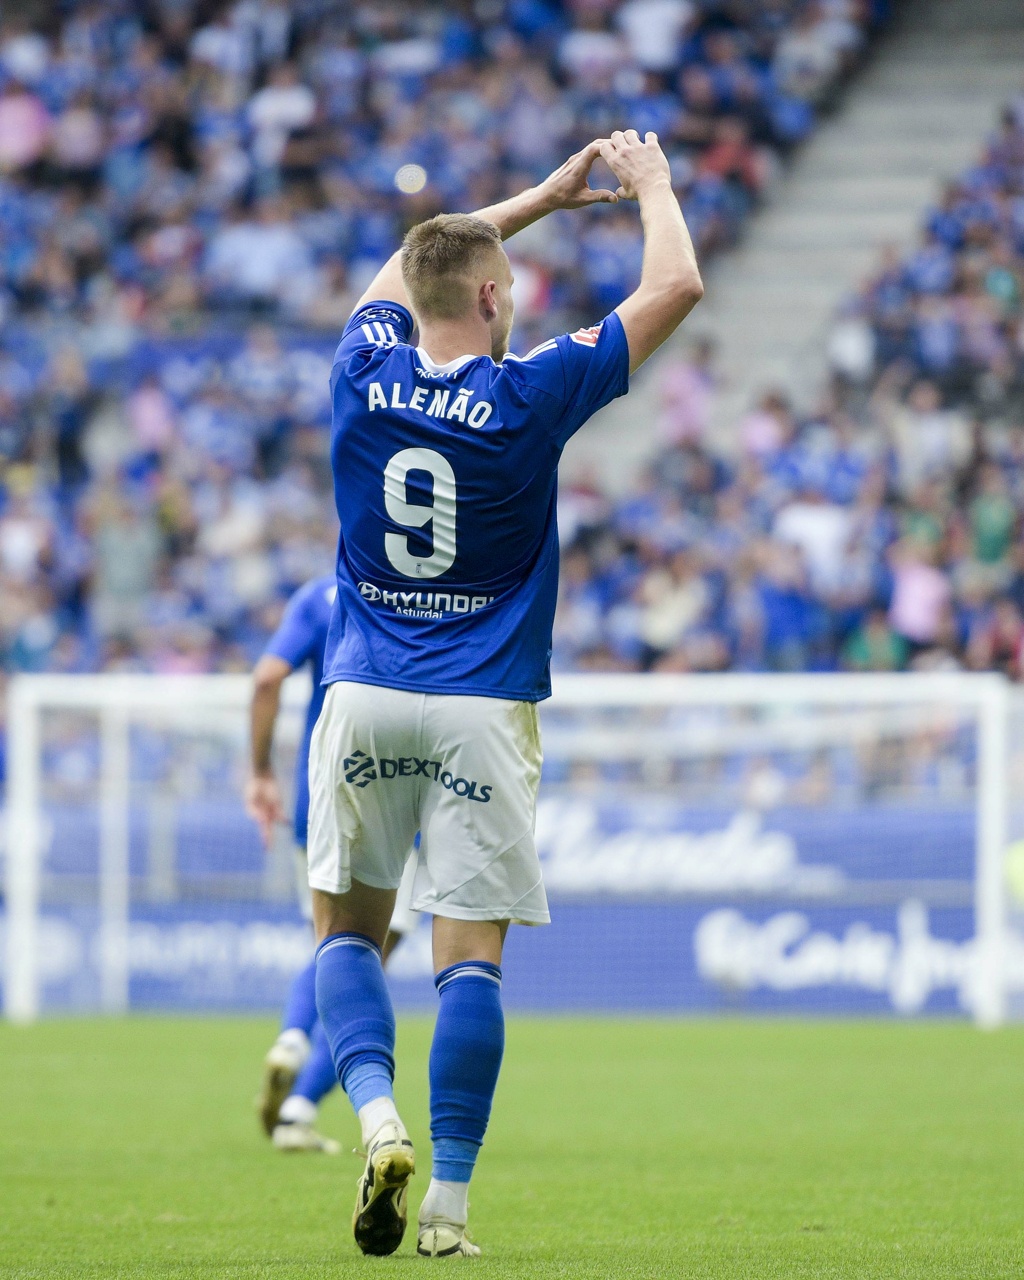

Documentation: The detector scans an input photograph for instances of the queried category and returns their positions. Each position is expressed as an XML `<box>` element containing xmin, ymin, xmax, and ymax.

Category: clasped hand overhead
<box><xmin>537</xmin><ymin>130</ymin><xmax>674</xmax><ymax>211</ymax></box>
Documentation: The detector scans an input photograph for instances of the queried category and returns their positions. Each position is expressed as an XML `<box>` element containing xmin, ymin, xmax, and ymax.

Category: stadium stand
<box><xmin>555</xmin><ymin>87</ymin><xmax>1024</xmax><ymax>677</ymax></box>
<box><xmin>0</xmin><ymin>0</ymin><xmax>884</xmax><ymax>680</ymax></box>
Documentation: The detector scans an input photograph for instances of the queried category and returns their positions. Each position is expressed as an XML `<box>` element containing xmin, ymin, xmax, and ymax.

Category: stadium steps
<box><xmin>563</xmin><ymin>0</ymin><xmax>1024</xmax><ymax>493</ymax></box>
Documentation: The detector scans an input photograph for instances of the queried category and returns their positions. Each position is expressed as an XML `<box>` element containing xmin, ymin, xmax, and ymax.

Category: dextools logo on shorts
<box><xmin>343</xmin><ymin>750</ymin><xmax>377</xmax><ymax>787</ymax></box>
<box><xmin>343</xmin><ymin>749</ymin><xmax>492</xmax><ymax>803</ymax></box>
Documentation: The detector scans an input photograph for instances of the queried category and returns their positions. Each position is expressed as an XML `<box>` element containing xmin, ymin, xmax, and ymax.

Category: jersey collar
<box><xmin>414</xmin><ymin>347</ymin><xmax>484</xmax><ymax>376</ymax></box>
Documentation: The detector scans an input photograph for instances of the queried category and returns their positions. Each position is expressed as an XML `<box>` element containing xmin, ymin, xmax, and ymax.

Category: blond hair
<box><xmin>401</xmin><ymin>214</ymin><xmax>504</xmax><ymax>320</ymax></box>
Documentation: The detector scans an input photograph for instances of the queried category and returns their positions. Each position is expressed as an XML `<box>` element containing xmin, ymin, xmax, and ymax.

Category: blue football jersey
<box><xmin>322</xmin><ymin>300</ymin><xmax>630</xmax><ymax>701</ymax></box>
<box><xmin>264</xmin><ymin>575</ymin><xmax>336</xmax><ymax>844</ymax></box>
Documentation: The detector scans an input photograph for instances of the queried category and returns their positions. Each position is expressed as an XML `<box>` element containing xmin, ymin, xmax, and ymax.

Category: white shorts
<box><xmin>307</xmin><ymin>681</ymin><xmax>548</xmax><ymax>925</ymax></box>
<box><xmin>294</xmin><ymin>844</ymin><xmax>421</xmax><ymax>935</ymax></box>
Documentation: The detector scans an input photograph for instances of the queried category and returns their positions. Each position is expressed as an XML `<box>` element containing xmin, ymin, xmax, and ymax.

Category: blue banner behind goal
<box><xmin>3</xmin><ymin>799</ymin><xmax>992</xmax><ymax>1019</ymax></box>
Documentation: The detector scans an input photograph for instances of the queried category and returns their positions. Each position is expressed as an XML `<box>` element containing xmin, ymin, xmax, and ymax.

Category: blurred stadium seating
<box><xmin>0</xmin><ymin>0</ymin><xmax>885</xmax><ymax>682</ymax></box>
<box><xmin>554</xmin><ymin>88</ymin><xmax>1024</xmax><ymax>678</ymax></box>
<box><xmin>7</xmin><ymin>7</ymin><xmax>1024</xmax><ymax>733</ymax></box>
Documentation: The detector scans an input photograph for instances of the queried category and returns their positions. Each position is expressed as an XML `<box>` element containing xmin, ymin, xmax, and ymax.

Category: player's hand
<box><xmin>538</xmin><ymin>140</ymin><xmax>619</xmax><ymax>211</ymax></box>
<box><xmin>599</xmin><ymin>130</ymin><xmax>672</xmax><ymax>202</ymax></box>
<box><xmin>245</xmin><ymin>773</ymin><xmax>284</xmax><ymax>848</ymax></box>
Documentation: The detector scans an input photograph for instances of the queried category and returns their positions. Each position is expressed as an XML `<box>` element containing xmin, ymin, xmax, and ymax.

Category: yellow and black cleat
<box><xmin>352</xmin><ymin>1121</ymin><xmax>416</xmax><ymax>1256</ymax></box>
<box><xmin>255</xmin><ymin>1041</ymin><xmax>303</xmax><ymax>1136</ymax></box>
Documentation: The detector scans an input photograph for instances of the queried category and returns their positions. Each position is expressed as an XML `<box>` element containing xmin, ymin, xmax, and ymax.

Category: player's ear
<box><xmin>479</xmin><ymin>279</ymin><xmax>498</xmax><ymax>324</ymax></box>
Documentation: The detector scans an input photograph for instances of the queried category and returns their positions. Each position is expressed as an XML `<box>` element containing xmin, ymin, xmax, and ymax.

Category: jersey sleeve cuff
<box><xmin>346</xmin><ymin>299</ymin><xmax>415</xmax><ymax>337</ymax></box>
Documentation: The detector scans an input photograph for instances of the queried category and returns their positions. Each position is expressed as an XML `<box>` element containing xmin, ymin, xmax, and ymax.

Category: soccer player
<box><xmin>307</xmin><ymin>130</ymin><xmax>703</xmax><ymax>1255</ymax></box>
<box><xmin>245</xmin><ymin>574</ymin><xmax>420</xmax><ymax>1152</ymax></box>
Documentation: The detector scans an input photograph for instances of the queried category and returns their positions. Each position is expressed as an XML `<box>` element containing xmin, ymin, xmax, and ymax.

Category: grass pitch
<box><xmin>0</xmin><ymin>1017</ymin><xmax>1022</xmax><ymax>1278</ymax></box>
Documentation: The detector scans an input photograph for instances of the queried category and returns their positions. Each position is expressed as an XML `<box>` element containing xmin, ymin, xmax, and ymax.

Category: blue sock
<box><xmin>292</xmin><ymin>1021</ymin><xmax>337</xmax><ymax>1106</ymax></box>
<box><xmin>315</xmin><ymin>932</ymin><xmax>395</xmax><ymax>1112</ymax></box>
<box><xmin>429</xmin><ymin>961</ymin><xmax>504</xmax><ymax>1183</ymax></box>
<box><xmin>281</xmin><ymin>958</ymin><xmax>318</xmax><ymax>1036</ymax></box>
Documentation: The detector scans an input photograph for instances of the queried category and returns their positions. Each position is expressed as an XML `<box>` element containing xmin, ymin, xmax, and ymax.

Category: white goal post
<box><xmin>4</xmin><ymin>672</ymin><xmax>309</xmax><ymax>1024</ymax></box>
<box><xmin>1</xmin><ymin>670</ymin><xmax>1016</xmax><ymax>1026</ymax></box>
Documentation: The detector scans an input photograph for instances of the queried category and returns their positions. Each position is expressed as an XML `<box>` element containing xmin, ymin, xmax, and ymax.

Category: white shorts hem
<box><xmin>307</xmin><ymin>873</ymin><xmax>351</xmax><ymax>895</ymax></box>
<box><xmin>416</xmin><ymin>903</ymin><xmax>550</xmax><ymax>925</ymax></box>
<box><xmin>309</xmin><ymin>868</ymin><xmax>415</xmax><ymax>894</ymax></box>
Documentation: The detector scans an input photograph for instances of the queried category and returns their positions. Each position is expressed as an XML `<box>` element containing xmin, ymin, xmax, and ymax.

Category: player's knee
<box><xmin>312</xmin><ymin>884</ymin><xmax>395</xmax><ymax>948</ymax></box>
<box><xmin>432</xmin><ymin>917</ymin><xmax>507</xmax><ymax>972</ymax></box>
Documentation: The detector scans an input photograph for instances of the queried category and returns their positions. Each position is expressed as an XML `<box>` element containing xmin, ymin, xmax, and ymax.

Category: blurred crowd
<box><xmin>0</xmin><ymin>0</ymin><xmax>883</xmax><ymax>678</ymax></box>
<box><xmin>555</xmin><ymin>92</ymin><xmax>1024</xmax><ymax>678</ymax></box>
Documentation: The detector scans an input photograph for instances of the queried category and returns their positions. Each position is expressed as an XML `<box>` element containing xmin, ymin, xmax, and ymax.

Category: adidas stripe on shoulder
<box><xmin>359</xmin><ymin>319</ymin><xmax>400</xmax><ymax>347</ymax></box>
<box><xmin>504</xmin><ymin>337</ymin><xmax>558</xmax><ymax>364</ymax></box>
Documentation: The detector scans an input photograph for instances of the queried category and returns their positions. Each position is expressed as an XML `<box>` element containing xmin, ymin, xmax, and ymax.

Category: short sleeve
<box><xmin>264</xmin><ymin>584</ymin><xmax>319</xmax><ymax>670</ymax></box>
<box><xmin>501</xmin><ymin>312</ymin><xmax>630</xmax><ymax>449</ymax></box>
<box><xmin>332</xmin><ymin>300</ymin><xmax>416</xmax><ymax>371</ymax></box>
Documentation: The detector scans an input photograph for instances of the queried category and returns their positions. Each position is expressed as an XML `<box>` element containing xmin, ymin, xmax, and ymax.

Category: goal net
<box><xmin>2</xmin><ymin>672</ymin><xmax>1021</xmax><ymax>1025</ymax></box>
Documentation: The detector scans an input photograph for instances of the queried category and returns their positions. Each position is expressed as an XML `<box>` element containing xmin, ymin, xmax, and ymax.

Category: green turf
<box><xmin>1</xmin><ymin>1017</ymin><xmax>1022</xmax><ymax>1278</ymax></box>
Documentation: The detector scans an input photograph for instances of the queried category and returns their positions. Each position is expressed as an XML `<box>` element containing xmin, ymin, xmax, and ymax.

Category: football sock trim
<box><xmin>435</xmin><ymin>962</ymin><xmax>502</xmax><ymax>994</ymax></box>
<box><xmin>430</xmin><ymin>1137</ymin><xmax>478</xmax><ymax>1184</ymax></box>
<box><xmin>315</xmin><ymin>932</ymin><xmax>382</xmax><ymax>961</ymax></box>
<box><xmin>345</xmin><ymin>1060</ymin><xmax>396</xmax><ymax>1114</ymax></box>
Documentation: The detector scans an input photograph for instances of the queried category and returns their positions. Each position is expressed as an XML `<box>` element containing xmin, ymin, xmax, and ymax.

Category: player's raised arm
<box><xmin>352</xmin><ymin>250</ymin><xmax>410</xmax><ymax>314</ymax></box>
<box><xmin>603</xmin><ymin>130</ymin><xmax>704</xmax><ymax>373</ymax></box>
<box><xmin>351</xmin><ymin>141</ymin><xmax>618</xmax><ymax>313</ymax></box>
<box><xmin>246</xmin><ymin>653</ymin><xmax>291</xmax><ymax>846</ymax></box>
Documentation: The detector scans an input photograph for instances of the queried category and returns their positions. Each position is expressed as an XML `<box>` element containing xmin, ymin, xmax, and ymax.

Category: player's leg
<box><xmin>313</xmin><ymin>882</ymin><xmax>416</xmax><ymax>1256</ymax></box>
<box><xmin>313</xmin><ymin>879</ymin><xmax>400</xmax><ymax>1140</ymax></box>
<box><xmin>273</xmin><ymin>1021</ymin><xmax>341</xmax><ymax>1153</ymax></box>
<box><xmin>256</xmin><ymin>846</ymin><xmax>319</xmax><ymax>1135</ymax></box>
<box><xmin>308</xmin><ymin>864</ymin><xmax>417</xmax><ymax>1140</ymax></box>
<box><xmin>270</xmin><ymin>922</ymin><xmax>411</xmax><ymax>1155</ymax></box>
<box><xmin>307</xmin><ymin>681</ymin><xmax>421</xmax><ymax>1256</ymax></box>
<box><xmin>270</xmin><ymin>848</ymin><xmax>419</xmax><ymax>1150</ymax></box>
<box><xmin>417</xmin><ymin>916</ymin><xmax>508</xmax><ymax>1259</ymax></box>
<box><xmin>382</xmin><ymin>843</ymin><xmax>421</xmax><ymax>961</ymax></box>
<box><xmin>257</xmin><ymin>959</ymin><xmax>316</xmax><ymax>1135</ymax></box>
<box><xmin>414</xmin><ymin>693</ymin><xmax>548</xmax><ymax>1257</ymax></box>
